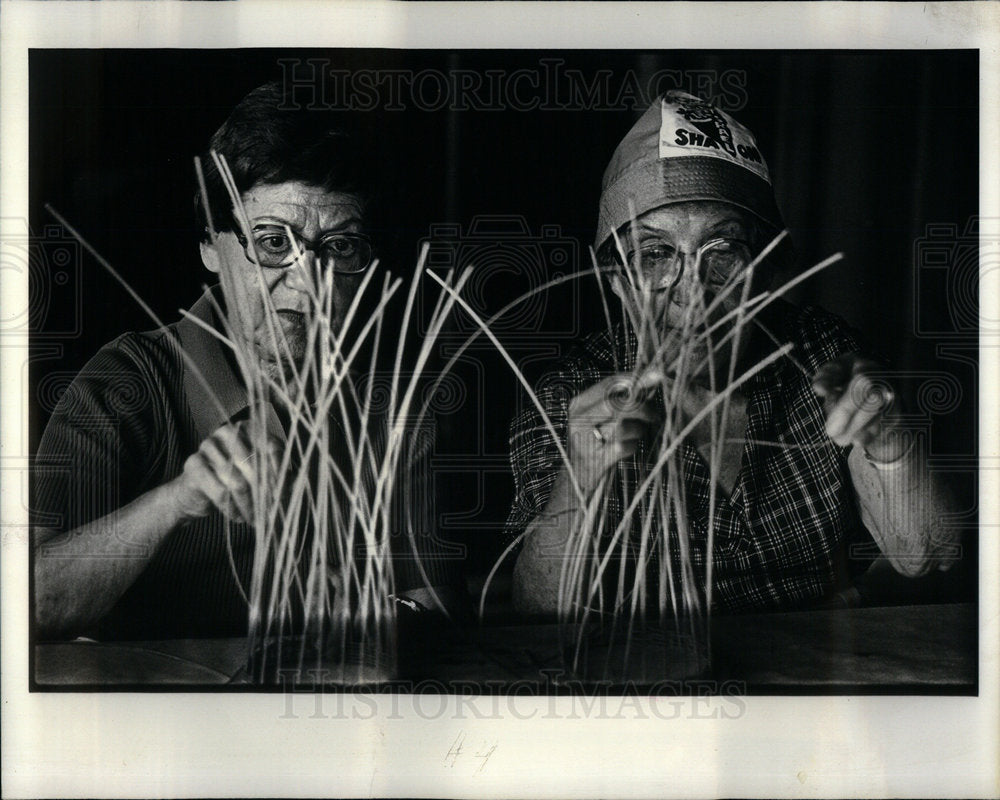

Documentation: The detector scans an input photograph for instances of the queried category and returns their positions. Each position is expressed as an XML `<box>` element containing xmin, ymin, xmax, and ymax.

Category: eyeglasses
<box><xmin>235</xmin><ymin>226</ymin><xmax>373</xmax><ymax>274</ymax></box>
<box><xmin>620</xmin><ymin>237</ymin><xmax>752</xmax><ymax>292</ymax></box>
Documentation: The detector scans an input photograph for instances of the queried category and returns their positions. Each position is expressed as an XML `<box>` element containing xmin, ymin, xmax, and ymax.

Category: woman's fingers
<box><xmin>827</xmin><ymin>378</ymin><xmax>890</xmax><ymax>445</ymax></box>
<box><xmin>566</xmin><ymin>370</ymin><xmax>671</xmax><ymax>491</ymax></box>
<box><xmin>609</xmin><ymin>418</ymin><xmax>651</xmax><ymax>450</ymax></box>
<box><xmin>203</xmin><ymin>424</ymin><xmax>254</xmax><ymax>481</ymax></box>
<box><xmin>814</xmin><ymin>356</ymin><xmax>894</xmax><ymax>447</ymax></box>
<box><xmin>185</xmin><ymin>422</ymin><xmax>271</xmax><ymax>524</ymax></box>
<box><xmin>571</xmin><ymin>370</ymin><xmax>665</xmax><ymax>417</ymax></box>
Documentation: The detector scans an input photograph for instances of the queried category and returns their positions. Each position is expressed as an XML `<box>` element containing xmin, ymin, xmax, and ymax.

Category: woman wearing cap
<box><xmin>506</xmin><ymin>91</ymin><xmax>960</xmax><ymax>617</ymax></box>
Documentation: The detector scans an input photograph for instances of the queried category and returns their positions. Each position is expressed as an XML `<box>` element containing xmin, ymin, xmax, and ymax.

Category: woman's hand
<box><xmin>813</xmin><ymin>354</ymin><xmax>907</xmax><ymax>461</ymax></box>
<box><xmin>168</xmin><ymin>420</ymin><xmax>280</xmax><ymax>524</ymax></box>
<box><xmin>565</xmin><ymin>369</ymin><xmax>664</xmax><ymax>493</ymax></box>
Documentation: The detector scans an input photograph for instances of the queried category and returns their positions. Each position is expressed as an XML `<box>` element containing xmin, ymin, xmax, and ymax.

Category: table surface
<box><xmin>34</xmin><ymin>603</ymin><xmax>977</xmax><ymax>692</ymax></box>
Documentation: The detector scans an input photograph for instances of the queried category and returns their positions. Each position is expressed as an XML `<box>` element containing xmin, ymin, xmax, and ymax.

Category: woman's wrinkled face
<box><xmin>200</xmin><ymin>181</ymin><xmax>367</xmax><ymax>380</ymax></box>
<box><xmin>610</xmin><ymin>200</ymin><xmax>759</xmax><ymax>380</ymax></box>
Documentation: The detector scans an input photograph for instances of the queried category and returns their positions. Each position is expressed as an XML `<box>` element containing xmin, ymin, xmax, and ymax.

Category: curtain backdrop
<box><xmin>29</xmin><ymin>50</ymin><xmax>978</xmax><ymax>570</ymax></box>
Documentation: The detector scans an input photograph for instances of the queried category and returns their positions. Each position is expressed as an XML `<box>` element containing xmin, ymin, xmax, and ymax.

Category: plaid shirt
<box><xmin>506</xmin><ymin>300</ymin><xmax>876</xmax><ymax>612</ymax></box>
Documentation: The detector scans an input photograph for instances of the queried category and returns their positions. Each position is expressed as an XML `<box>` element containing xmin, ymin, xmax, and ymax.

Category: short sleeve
<box><xmin>32</xmin><ymin>334</ymin><xmax>174</xmax><ymax>536</ymax></box>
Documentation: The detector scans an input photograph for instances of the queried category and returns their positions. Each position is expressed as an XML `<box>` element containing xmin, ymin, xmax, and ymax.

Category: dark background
<box><xmin>29</xmin><ymin>49</ymin><xmax>979</xmax><ymax>578</ymax></box>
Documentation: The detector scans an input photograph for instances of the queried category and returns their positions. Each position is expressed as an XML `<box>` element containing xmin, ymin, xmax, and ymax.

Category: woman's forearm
<box><xmin>33</xmin><ymin>479</ymin><xmax>188</xmax><ymax>639</ymax></box>
<box><xmin>511</xmin><ymin>470</ymin><xmax>582</xmax><ymax>617</ymax></box>
<box><xmin>848</xmin><ymin>436</ymin><xmax>961</xmax><ymax>577</ymax></box>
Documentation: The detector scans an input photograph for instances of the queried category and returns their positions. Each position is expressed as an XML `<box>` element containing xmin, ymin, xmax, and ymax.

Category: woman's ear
<box><xmin>609</xmin><ymin>273</ymin><xmax>627</xmax><ymax>303</ymax></box>
<box><xmin>200</xmin><ymin>239</ymin><xmax>222</xmax><ymax>274</ymax></box>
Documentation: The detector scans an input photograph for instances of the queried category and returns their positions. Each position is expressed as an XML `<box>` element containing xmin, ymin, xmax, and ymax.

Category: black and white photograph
<box><xmin>3</xmin><ymin>2</ymin><xmax>998</xmax><ymax>798</ymax></box>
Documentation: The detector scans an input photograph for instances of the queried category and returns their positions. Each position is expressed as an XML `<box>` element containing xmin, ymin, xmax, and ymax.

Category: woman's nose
<box><xmin>667</xmin><ymin>252</ymin><xmax>702</xmax><ymax>302</ymax></box>
<box><xmin>280</xmin><ymin>254</ymin><xmax>315</xmax><ymax>294</ymax></box>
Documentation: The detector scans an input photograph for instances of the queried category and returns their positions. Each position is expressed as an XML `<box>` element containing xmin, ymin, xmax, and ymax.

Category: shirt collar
<box><xmin>174</xmin><ymin>285</ymin><xmax>283</xmax><ymax>442</ymax></box>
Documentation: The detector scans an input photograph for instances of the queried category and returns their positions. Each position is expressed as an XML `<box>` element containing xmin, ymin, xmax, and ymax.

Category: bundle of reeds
<box><xmin>190</xmin><ymin>154</ymin><xmax>475</xmax><ymax>684</ymax></box>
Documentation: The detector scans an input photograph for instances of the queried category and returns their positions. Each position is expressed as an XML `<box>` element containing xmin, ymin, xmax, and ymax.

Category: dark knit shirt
<box><xmin>506</xmin><ymin>301</ymin><xmax>878</xmax><ymax>613</ymax></box>
<box><xmin>33</xmin><ymin>288</ymin><xmax>462</xmax><ymax>640</ymax></box>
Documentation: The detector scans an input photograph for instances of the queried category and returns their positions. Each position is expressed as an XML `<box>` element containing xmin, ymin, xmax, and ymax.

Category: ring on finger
<box><xmin>591</xmin><ymin>425</ymin><xmax>608</xmax><ymax>445</ymax></box>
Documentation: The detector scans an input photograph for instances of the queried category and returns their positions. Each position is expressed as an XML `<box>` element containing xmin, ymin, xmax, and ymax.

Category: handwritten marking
<box><xmin>444</xmin><ymin>730</ymin><xmax>498</xmax><ymax>775</ymax></box>
<box><xmin>445</xmin><ymin>732</ymin><xmax>465</xmax><ymax>768</ymax></box>
<box><xmin>474</xmin><ymin>742</ymin><xmax>498</xmax><ymax>774</ymax></box>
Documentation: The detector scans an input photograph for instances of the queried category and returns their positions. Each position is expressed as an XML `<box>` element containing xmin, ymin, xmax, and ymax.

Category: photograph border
<box><xmin>3</xmin><ymin>2</ymin><xmax>998</xmax><ymax>798</ymax></box>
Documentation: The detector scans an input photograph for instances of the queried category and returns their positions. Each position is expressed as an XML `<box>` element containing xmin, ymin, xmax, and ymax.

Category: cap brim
<box><xmin>595</xmin><ymin>156</ymin><xmax>785</xmax><ymax>253</ymax></box>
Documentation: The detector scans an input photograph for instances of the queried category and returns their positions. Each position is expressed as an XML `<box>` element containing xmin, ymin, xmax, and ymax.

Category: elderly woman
<box><xmin>507</xmin><ymin>90</ymin><xmax>959</xmax><ymax>617</ymax></box>
<box><xmin>33</xmin><ymin>83</ymin><xmax>463</xmax><ymax>641</ymax></box>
